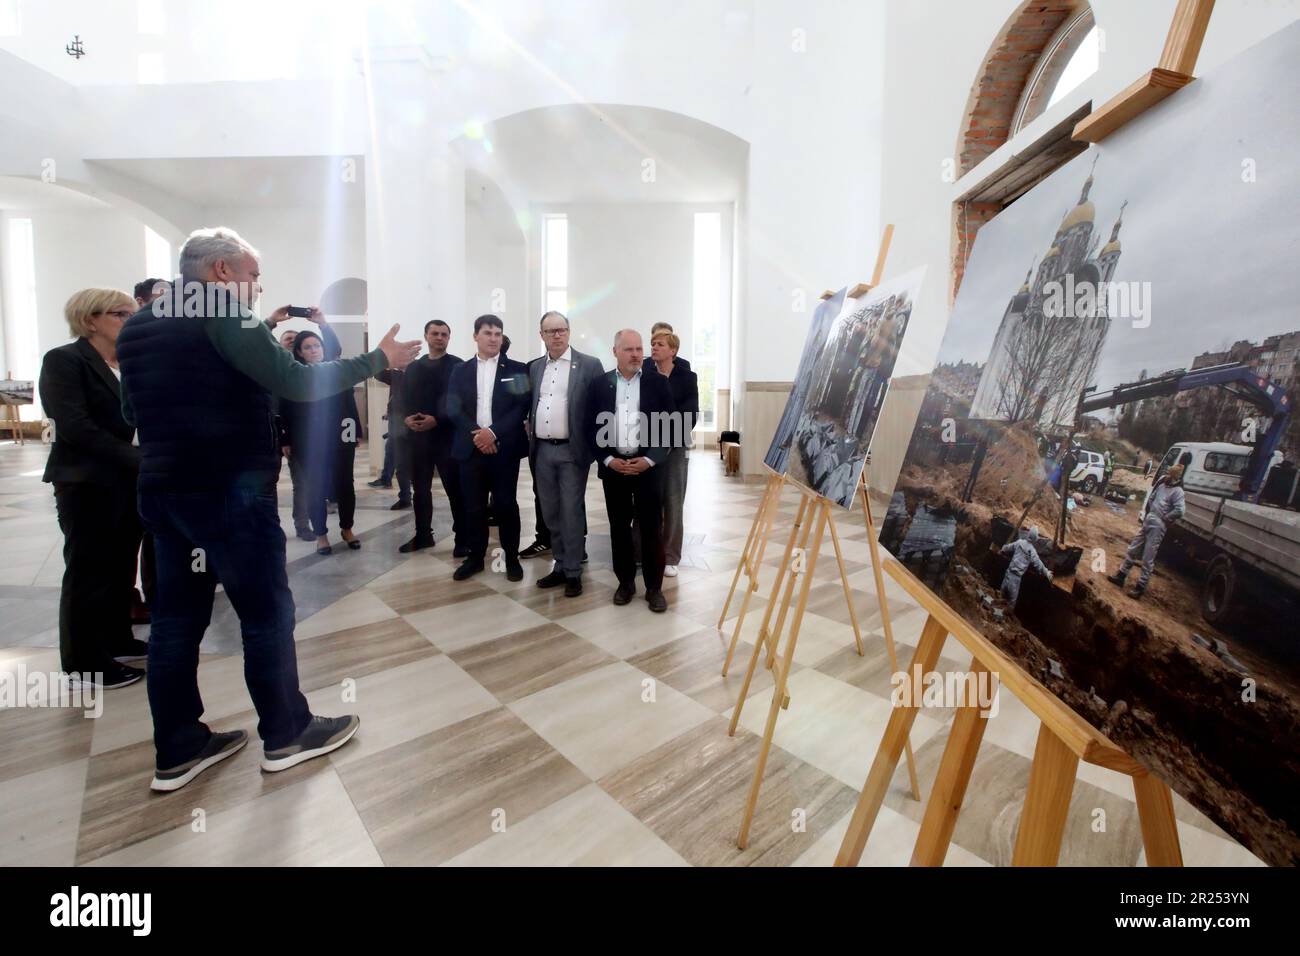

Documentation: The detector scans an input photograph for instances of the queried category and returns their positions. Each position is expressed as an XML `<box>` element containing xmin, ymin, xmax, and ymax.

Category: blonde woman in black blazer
<box><xmin>39</xmin><ymin>288</ymin><xmax>147</xmax><ymax>688</ymax></box>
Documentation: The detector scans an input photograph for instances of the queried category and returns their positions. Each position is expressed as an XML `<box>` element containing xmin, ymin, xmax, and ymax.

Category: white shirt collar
<box><xmin>477</xmin><ymin>352</ymin><xmax>499</xmax><ymax>364</ymax></box>
<box><xmin>547</xmin><ymin>347</ymin><xmax>573</xmax><ymax>365</ymax></box>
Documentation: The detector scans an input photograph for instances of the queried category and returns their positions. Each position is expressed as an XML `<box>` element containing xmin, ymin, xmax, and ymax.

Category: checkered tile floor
<box><xmin>0</xmin><ymin>441</ymin><xmax>1265</xmax><ymax>865</ymax></box>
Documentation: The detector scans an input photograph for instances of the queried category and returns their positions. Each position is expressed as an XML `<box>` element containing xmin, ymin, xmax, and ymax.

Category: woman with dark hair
<box><xmin>280</xmin><ymin>314</ymin><xmax>361</xmax><ymax>555</ymax></box>
<box><xmin>39</xmin><ymin>287</ymin><xmax>147</xmax><ymax>688</ymax></box>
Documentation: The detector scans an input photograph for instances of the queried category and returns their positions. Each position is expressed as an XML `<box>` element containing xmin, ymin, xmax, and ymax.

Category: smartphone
<box><xmin>286</xmin><ymin>306</ymin><xmax>314</xmax><ymax>318</ymax></box>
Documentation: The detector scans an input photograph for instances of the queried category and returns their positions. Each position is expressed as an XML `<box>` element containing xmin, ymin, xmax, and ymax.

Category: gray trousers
<box><xmin>661</xmin><ymin>446</ymin><xmax>689</xmax><ymax>565</ymax></box>
<box><xmin>1118</xmin><ymin>514</ymin><xmax>1168</xmax><ymax>588</ymax></box>
<box><xmin>534</xmin><ymin>440</ymin><xmax>590</xmax><ymax>577</ymax></box>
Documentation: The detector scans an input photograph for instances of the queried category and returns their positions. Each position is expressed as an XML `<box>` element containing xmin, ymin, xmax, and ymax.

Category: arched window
<box><xmin>1011</xmin><ymin>7</ymin><xmax>1099</xmax><ymax>135</ymax></box>
<box><xmin>951</xmin><ymin>1</ymin><xmax>1098</xmax><ymax>300</ymax></box>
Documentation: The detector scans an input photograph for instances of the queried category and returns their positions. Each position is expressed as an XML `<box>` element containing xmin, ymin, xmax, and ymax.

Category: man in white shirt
<box><xmin>527</xmin><ymin>311</ymin><xmax>602</xmax><ymax>596</ymax></box>
<box><xmin>584</xmin><ymin>330</ymin><xmax>676</xmax><ymax>612</ymax></box>
<box><xmin>445</xmin><ymin>315</ymin><xmax>531</xmax><ymax>581</ymax></box>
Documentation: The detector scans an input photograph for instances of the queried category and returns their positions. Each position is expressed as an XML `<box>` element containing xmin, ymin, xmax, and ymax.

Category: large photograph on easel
<box><xmin>882</xmin><ymin>22</ymin><xmax>1300</xmax><ymax>864</ymax></box>
<box><xmin>782</xmin><ymin>267</ymin><xmax>926</xmax><ymax>508</ymax></box>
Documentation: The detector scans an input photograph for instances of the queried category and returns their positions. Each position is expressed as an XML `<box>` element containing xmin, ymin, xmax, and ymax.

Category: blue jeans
<box><xmin>138</xmin><ymin>484</ymin><xmax>311</xmax><ymax>769</ymax></box>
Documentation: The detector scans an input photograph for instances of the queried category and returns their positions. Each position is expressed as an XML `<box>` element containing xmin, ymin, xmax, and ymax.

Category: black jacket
<box><xmin>404</xmin><ymin>352</ymin><xmax>463</xmax><ymax>449</ymax></box>
<box><xmin>38</xmin><ymin>338</ymin><xmax>140</xmax><ymax>486</ymax></box>
<box><xmin>445</xmin><ymin>354</ymin><xmax>531</xmax><ymax>461</ymax></box>
<box><xmin>643</xmin><ymin>355</ymin><xmax>691</xmax><ymax>373</ymax></box>
<box><xmin>585</xmin><ymin>368</ymin><xmax>676</xmax><ymax>479</ymax></box>
<box><xmin>657</xmin><ymin>364</ymin><xmax>699</xmax><ymax>449</ymax></box>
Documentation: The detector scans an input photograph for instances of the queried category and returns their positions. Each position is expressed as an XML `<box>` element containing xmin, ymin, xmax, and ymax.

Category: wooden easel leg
<box><xmin>727</xmin><ymin>496</ymin><xmax>808</xmax><ymax>734</ymax></box>
<box><xmin>719</xmin><ymin>476</ymin><xmax>776</xmax><ymax>629</ymax></box>
<box><xmin>722</xmin><ymin>478</ymin><xmax>782</xmax><ymax>675</ymax></box>
<box><xmin>826</xmin><ymin>511</ymin><xmax>865</xmax><ymax>656</ymax></box>
<box><xmin>765</xmin><ymin>498</ymin><xmax>810</xmax><ymax>670</ymax></box>
<box><xmin>910</xmin><ymin>659</ymin><xmax>996</xmax><ymax>866</ymax></box>
<box><xmin>835</xmin><ymin>614</ymin><xmax>948</xmax><ymax>866</ymax></box>
<box><xmin>1011</xmin><ymin>723</ymin><xmax>1079</xmax><ymax>866</ymax></box>
<box><xmin>727</xmin><ymin>492</ymin><xmax>804</xmax><ymax>675</ymax></box>
<box><xmin>1132</xmin><ymin>772</ymin><xmax>1184</xmax><ymax>867</ymax></box>
<box><xmin>737</xmin><ymin>501</ymin><xmax>829</xmax><ymax>850</ymax></box>
<box><xmin>860</xmin><ymin>482</ymin><xmax>921</xmax><ymax>801</ymax></box>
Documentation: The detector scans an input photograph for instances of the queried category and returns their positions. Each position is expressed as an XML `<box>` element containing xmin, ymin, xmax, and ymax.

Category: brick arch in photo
<box><xmin>951</xmin><ymin>0</ymin><xmax>1093</xmax><ymax>302</ymax></box>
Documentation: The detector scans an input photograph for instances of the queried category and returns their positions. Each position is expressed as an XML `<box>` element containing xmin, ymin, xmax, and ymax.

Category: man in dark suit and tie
<box><xmin>446</xmin><ymin>314</ymin><xmax>531</xmax><ymax>581</ymax></box>
<box><xmin>528</xmin><ymin>310</ymin><xmax>602</xmax><ymax>597</ymax></box>
<box><xmin>587</xmin><ymin>329</ymin><xmax>675</xmax><ymax>612</ymax></box>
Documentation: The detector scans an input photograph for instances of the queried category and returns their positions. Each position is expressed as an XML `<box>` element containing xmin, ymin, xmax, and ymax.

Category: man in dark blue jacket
<box><xmin>445</xmin><ymin>314</ymin><xmax>531</xmax><ymax>582</ymax></box>
<box><xmin>117</xmin><ymin>226</ymin><xmax>419</xmax><ymax>793</ymax></box>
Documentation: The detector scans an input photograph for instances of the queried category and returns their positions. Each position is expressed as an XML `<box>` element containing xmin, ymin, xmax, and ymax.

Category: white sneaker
<box><xmin>664</xmin><ymin>565</ymin><xmax>678</xmax><ymax>577</ymax></box>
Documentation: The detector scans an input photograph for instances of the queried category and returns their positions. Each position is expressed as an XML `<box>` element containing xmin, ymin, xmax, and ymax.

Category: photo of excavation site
<box><xmin>883</xmin><ymin>25</ymin><xmax>1300</xmax><ymax>865</ymax></box>
<box><xmin>785</xmin><ymin>267</ymin><xmax>924</xmax><ymax>508</ymax></box>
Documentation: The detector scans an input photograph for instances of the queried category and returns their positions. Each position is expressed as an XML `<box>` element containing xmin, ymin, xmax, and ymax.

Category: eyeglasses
<box><xmin>94</xmin><ymin>310</ymin><xmax>134</xmax><ymax>320</ymax></box>
<box><xmin>541</xmin><ymin>328</ymin><xmax>569</xmax><ymax>336</ymax></box>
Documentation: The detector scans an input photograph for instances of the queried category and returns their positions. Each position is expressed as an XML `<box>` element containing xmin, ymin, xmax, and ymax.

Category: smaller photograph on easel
<box><xmin>0</xmin><ymin>380</ymin><xmax>34</xmax><ymax>405</ymax></box>
<box><xmin>785</xmin><ymin>267</ymin><xmax>926</xmax><ymax>508</ymax></box>
<box><xmin>763</xmin><ymin>288</ymin><xmax>848</xmax><ymax>475</ymax></box>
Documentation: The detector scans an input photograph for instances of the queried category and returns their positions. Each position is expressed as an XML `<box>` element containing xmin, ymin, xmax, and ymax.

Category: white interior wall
<box><xmin>525</xmin><ymin>202</ymin><xmax>733</xmax><ymax>376</ymax></box>
<box><xmin>0</xmin><ymin>207</ymin><xmax>147</xmax><ymax>412</ymax></box>
<box><xmin>464</xmin><ymin>197</ymin><xmax>526</xmax><ymax>358</ymax></box>
<box><xmin>196</xmin><ymin>203</ymin><xmax>367</xmax><ymax>337</ymax></box>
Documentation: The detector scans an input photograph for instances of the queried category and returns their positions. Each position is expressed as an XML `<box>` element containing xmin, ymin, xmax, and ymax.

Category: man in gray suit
<box><xmin>529</xmin><ymin>310</ymin><xmax>602</xmax><ymax>596</ymax></box>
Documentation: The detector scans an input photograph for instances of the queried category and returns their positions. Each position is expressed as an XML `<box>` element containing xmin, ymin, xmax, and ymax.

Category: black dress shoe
<box><xmin>519</xmin><ymin>541</ymin><xmax>551</xmax><ymax>559</ymax></box>
<box><xmin>613</xmin><ymin>583</ymin><xmax>635</xmax><ymax>605</ymax></box>
<box><xmin>111</xmin><ymin>638</ymin><xmax>150</xmax><ymax>663</ymax></box>
<box><xmin>537</xmin><ymin>569</ymin><xmax>566</xmax><ymax>589</ymax></box>
<box><xmin>453</xmin><ymin>559</ymin><xmax>484</xmax><ymax>581</ymax></box>
<box><xmin>564</xmin><ymin>578</ymin><xmax>583</xmax><ymax>597</ymax></box>
<box><xmin>296</xmin><ymin>529</ymin><xmax>315</xmax><ymax>542</ymax></box>
<box><xmin>646</xmin><ymin>589</ymin><xmax>668</xmax><ymax>613</ymax></box>
<box><xmin>390</xmin><ymin>499</ymin><xmax>411</xmax><ymax>511</ymax></box>
<box><xmin>453</xmin><ymin>545</ymin><xmax>471</xmax><ymax>558</ymax></box>
<box><xmin>399</xmin><ymin>536</ymin><xmax>435</xmax><ymax>553</ymax></box>
<box><xmin>367</xmin><ymin>478</ymin><xmax>391</xmax><ymax>488</ymax></box>
<box><xmin>506</xmin><ymin>561</ymin><xmax>524</xmax><ymax>582</ymax></box>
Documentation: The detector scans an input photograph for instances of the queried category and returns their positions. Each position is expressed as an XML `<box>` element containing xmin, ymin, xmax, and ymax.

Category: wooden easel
<box><xmin>720</xmin><ymin>224</ymin><xmax>926</xmax><ymax>848</ymax></box>
<box><xmin>728</xmin><ymin>469</ymin><xmax>922</xmax><ymax>849</ymax></box>
<box><xmin>1</xmin><ymin>369</ymin><xmax>24</xmax><ymax>445</ymax></box>
<box><xmin>833</xmin><ymin>557</ymin><xmax>1182</xmax><ymax>866</ymax></box>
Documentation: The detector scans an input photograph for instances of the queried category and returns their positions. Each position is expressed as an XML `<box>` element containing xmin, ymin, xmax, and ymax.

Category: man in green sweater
<box><xmin>118</xmin><ymin>226</ymin><xmax>419</xmax><ymax>792</ymax></box>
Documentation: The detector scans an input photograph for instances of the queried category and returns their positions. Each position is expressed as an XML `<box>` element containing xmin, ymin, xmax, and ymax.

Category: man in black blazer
<box><xmin>587</xmin><ymin>329</ymin><xmax>675</xmax><ymax>612</ymax></box>
<box><xmin>445</xmin><ymin>314</ymin><xmax>530</xmax><ymax>581</ymax></box>
<box><xmin>400</xmin><ymin>319</ymin><xmax>465</xmax><ymax>554</ymax></box>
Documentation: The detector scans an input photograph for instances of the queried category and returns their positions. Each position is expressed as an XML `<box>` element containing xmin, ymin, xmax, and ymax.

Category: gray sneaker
<box><xmin>260</xmin><ymin>714</ymin><xmax>360</xmax><ymax>773</ymax></box>
<box><xmin>151</xmin><ymin>730</ymin><xmax>247</xmax><ymax>793</ymax></box>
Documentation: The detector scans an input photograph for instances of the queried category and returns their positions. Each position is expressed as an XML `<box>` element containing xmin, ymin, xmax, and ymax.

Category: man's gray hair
<box><xmin>178</xmin><ymin>227</ymin><xmax>260</xmax><ymax>280</ymax></box>
<box><xmin>539</xmin><ymin>310</ymin><xmax>569</xmax><ymax>330</ymax></box>
<box><xmin>613</xmin><ymin>328</ymin><xmax>642</xmax><ymax>348</ymax></box>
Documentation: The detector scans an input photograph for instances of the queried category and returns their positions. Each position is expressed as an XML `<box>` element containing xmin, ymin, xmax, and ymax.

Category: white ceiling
<box><xmin>0</xmin><ymin>175</ymin><xmax>109</xmax><ymax>210</ymax></box>
<box><xmin>85</xmin><ymin>156</ymin><xmax>366</xmax><ymax>209</ymax></box>
<box><xmin>455</xmin><ymin>103</ymin><xmax>747</xmax><ymax>206</ymax></box>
